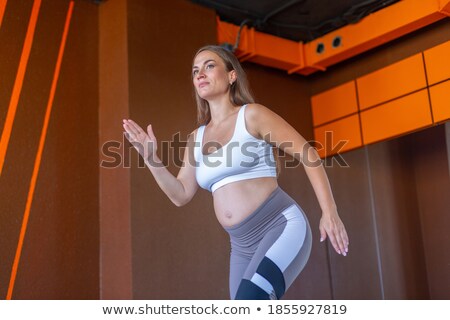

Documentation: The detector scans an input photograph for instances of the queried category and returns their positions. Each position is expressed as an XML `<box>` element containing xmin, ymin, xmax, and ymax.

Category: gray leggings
<box><xmin>224</xmin><ymin>187</ymin><xmax>312</xmax><ymax>300</ymax></box>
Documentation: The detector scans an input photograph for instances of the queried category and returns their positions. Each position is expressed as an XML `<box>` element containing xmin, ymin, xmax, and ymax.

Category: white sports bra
<box><xmin>194</xmin><ymin>104</ymin><xmax>277</xmax><ymax>192</ymax></box>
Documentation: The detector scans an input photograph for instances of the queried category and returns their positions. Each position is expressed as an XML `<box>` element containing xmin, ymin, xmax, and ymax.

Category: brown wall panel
<box><xmin>0</xmin><ymin>0</ymin><xmax>35</xmax><ymax>299</ymax></box>
<box><xmin>4</xmin><ymin>0</ymin><xmax>73</xmax><ymax>299</ymax></box>
<box><xmin>99</xmin><ymin>0</ymin><xmax>132</xmax><ymax>299</ymax></box>
<box><xmin>0</xmin><ymin>0</ymin><xmax>99</xmax><ymax>299</ymax></box>
<box><xmin>367</xmin><ymin>136</ymin><xmax>429</xmax><ymax>299</ymax></box>
<box><xmin>14</xmin><ymin>0</ymin><xmax>99</xmax><ymax>299</ymax></box>
<box><xmin>325</xmin><ymin>148</ymin><xmax>383</xmax><ymax>299</ymax></box>
<box><xmin>410</xmin><ymin>125</ymin><xmax>450</xmax><ymax>299</ymax></box>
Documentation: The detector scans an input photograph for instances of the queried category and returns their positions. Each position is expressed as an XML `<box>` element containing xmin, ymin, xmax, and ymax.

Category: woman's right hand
<box><xmin>122</xmin><ymin>119</ymin><xmax>158</xmax><ymax>162</ymax></box>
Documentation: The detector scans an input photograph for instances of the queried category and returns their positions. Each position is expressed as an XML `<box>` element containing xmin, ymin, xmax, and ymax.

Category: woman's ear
<box><xmin>228</xmin><ymin>70</ymin><xmax>237</xmax><ymax>84</ymax></box>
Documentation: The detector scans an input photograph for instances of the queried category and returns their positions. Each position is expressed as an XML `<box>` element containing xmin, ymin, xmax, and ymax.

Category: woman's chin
<box><xmin>197</xmin><ymin>92</ymin><xmax>214</xmax><ymax>101</ymax></box>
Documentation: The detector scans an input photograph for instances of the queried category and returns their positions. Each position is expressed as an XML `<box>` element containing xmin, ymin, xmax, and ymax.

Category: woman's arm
<box><xmin>123</xmin><ymin>119</ymin><xmax>199</xmax><ymax>207</ymax></box>
<box><xmin>245</xmin><ymin>104</ymin><xmax>349</xmax><ymax>256</ymax></box>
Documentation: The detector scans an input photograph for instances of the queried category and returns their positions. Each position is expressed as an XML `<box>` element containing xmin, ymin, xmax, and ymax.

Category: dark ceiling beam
<box><xmin>191</xmin><ymin>0</ymin><xmax>261</xmax><ymax>20</ymax></box>
<box><xmin>261</xmin><ymin>0</ymin><xmax>306</xmax><ymax>24</ymax></box>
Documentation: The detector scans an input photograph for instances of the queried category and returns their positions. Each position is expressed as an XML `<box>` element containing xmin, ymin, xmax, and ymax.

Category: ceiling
<box><xmin>189</xmin><ymin>0</ymin><xmax>400</xmax><ymax>43</ymax></box>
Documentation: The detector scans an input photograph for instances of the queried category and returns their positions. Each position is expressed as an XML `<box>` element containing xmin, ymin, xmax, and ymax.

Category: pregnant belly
<box><xmin>212</xmin><ymin>177</ymin><xmax>278</xmax><ymax>227</ymax></box>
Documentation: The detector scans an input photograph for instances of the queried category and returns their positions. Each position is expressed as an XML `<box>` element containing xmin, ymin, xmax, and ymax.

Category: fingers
<box><xmin>319</xmin><ymin>226</ymin><xmax>327</xmax><ymax>243</ymax></box>
<box><xmin>338</xmin><ymin>229</ymin><xmax>349</xmax><ymax>256</ymax></box>
<box><xmin>330</xmin><ymin>226</ymin><xmax>348</xmax><ymax>256</ymax></box>
<box><xmin>122</xmin><ymin>120</ymin><xmax>154</xmax><ymax>147</ymax></box>
<box><xmin>341</xmin><ymin>228</ymin><xmax>349</xmax><ymax>251</ymax></box>
<box><xmin>147</xmin><ymin>124</ymin><xmax>155</xmax><ymax>140</ymax></box>
<box><xmin>320</xmin><ymin>217</ymin><xmax>349</xmax><ymax>257</ymax></box>
<box><xmin>122</xmin><ymin>121</ymin><xmax>136</xmax><ymax>141</ymax></box>
<box><xmin>328</xmin><ymin>233</ymin><xmax>342</xmax><ymax>256</ymax></box>
<box><xmin>123</xmin><ymin>119</ymin><xmax>140</xmax><ymax>136</ymax></box>
<box><xmin>126</xmin><ymin>119</ymin><xmax>144</xmax><ymax>133</ymax></box>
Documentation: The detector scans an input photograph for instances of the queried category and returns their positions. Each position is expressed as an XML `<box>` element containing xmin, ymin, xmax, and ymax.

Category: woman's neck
<box><xmin>207</xmin><ymin>97</ymin><xmax>238</xmax><ymax>126</ymax></box>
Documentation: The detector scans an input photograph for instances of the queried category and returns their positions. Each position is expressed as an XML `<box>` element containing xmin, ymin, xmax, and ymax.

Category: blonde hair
<box><xmin>192</xmin><ymin>45</ymin><xmax>254</xmax><ymax>126</ymax></box>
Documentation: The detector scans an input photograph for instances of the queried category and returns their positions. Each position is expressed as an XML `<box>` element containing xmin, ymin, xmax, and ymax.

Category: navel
<box><xmin>224</xmin><ymin>210</ymin><xmax>233</xmax><ymax>219</ymax></box>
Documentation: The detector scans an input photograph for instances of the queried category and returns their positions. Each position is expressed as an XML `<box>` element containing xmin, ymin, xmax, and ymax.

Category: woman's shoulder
<box><xmin>245</xmin><ymin>102</ymin><xmax>276</xmax><ymax>115</ymax></box>
<box><xmin>244</xmin><ymin>103</ymin><xmax>279</xmax><ymax>124</ymax></box>
<box><xmin>243</xmin><ymin>103</ymin><xmax>275</xmax><ymax>139</ymax></box>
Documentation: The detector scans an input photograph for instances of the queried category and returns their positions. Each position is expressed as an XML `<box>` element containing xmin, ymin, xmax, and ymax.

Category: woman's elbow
<box><xmin>172</xmin><ymin>196</ymin><xmax>190</xmax><ymax>207</ymax></box>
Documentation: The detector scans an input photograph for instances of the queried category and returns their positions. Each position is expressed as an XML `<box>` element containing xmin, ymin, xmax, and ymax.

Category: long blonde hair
<box><xmin>192</xmin><ymin>45</ymin><xmax>254</xmax><ymax>126</ymax></box>
<box><xmin>191</xmin><ymin>45</ymin><xmax>280</xmax><ymax>176</ymax></box>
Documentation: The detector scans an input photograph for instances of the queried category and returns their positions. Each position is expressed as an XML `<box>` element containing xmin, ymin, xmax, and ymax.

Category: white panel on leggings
<box><xmin>251</xmin><ymin>273</ymin><xmax>274</xmax><ymax>296</ymax></box>
<box><xmin>265</xmin><ymin>204</ymin><xmax>306</xmax><ymax>272</ymax></box>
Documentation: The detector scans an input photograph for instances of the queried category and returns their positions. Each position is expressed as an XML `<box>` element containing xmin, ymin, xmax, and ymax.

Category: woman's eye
<box><xmin>192</xmin><ymin>70</ymin><xmax>198</xmax><ymax>76</ymax></box>
<box><xmin>206</xmin><ymin>64</ymin><xmax>215</xmax><ymax>69</ymax></box>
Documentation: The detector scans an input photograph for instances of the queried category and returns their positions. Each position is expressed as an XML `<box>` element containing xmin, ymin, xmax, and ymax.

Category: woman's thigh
<box><xmin>234</xmin><ymin>204</ymin><xmax>312</xmax><ymax>300</ymax></box>
<box><xmin>229</xmin><ymin>254</ymin><xmax>251</xmax><ymax>300</ymax></box>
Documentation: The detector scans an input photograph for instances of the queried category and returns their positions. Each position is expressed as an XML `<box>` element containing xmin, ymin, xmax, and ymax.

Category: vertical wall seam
<box><xmin>364</xmin><ymin>146</ymin><xmax>385</xmax><ymax>299</ymax></box>
<box><xmin>325</xmin><ymin>241</ymin><xmax>335</xmax><ymax>299</ymax></box>
<box><xmin>408</xmin><ymin>138</ymin><xmax>432</xmax><ymax>299</ymax></box>
<box><xmin>446</xmin><ymin>123</ymin><xmax>450</xmax><ymax>182</ymax></box>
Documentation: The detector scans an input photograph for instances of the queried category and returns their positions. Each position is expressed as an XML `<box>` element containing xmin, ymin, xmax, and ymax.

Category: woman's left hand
<box><xmin>319</xmin><ymin>208</ymin><xmax>349</xmax><ymax>256</ymax></box>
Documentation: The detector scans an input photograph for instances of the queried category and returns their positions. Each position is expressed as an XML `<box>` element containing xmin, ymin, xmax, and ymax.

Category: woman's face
<box><xmin>192</xmin><ymin>50</ymin><xmax>235</xmax><ymax>101</ymax></box>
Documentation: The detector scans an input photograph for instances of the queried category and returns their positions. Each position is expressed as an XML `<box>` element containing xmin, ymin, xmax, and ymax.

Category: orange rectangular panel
<box><xmin>313</xmin><ymin>114</ymin><xmax>362</xmax><ymax>158</ymax></box>
<box><xmin>430</xmin><ymin>80</ymin><xmax>450</xmax><ymax>123</ymax></box>
<box><xmin>357</xmin><ymin>54</ymin><xmax>427</xmax><ymax>110</ymax></box>
<box><xmin>360</xmin><ymin>89</ymin><xmax>432</xmax><ymax>144</ymax></box>
<box><xmin>424</xmin><ymin>40</ymin><xmax>450</xmax><ymax>85</ymax></box>
<box><xmin>311</xmin><ymin>81</ymin><xmax>358</xmax><ymax>127</ymax></box>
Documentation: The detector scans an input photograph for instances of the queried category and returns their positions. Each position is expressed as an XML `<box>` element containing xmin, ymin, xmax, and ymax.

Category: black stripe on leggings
<box><xmin>257</xmin><ymin>256</ymin><xmax>285</xmax><ymax>299</ymax></box>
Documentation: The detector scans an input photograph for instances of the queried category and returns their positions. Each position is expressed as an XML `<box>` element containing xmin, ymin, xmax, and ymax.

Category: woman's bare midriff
<box><xmin>212</xmin><ymin>177</ymin><xmax>278</xmax><ymax>227</ymax></box>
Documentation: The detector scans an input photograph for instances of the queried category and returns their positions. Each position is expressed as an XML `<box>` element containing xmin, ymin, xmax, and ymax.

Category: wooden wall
<box><xmin>0</xmin><ymin>0</ymin><xmax>99</xmax><ymax>299</ymax></box>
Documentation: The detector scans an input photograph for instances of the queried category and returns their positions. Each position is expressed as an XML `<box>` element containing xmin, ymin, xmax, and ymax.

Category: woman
<box><xmin>122</xmin><ymin>45</ymin><xmax>349</xmax><ymax>300</ymax></box>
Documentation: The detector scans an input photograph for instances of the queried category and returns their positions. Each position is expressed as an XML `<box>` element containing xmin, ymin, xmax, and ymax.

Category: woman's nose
<box><xmin>197</xmin><ymin>71</ymin><xmax>205</xmax><ymax>80</ymax></box>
